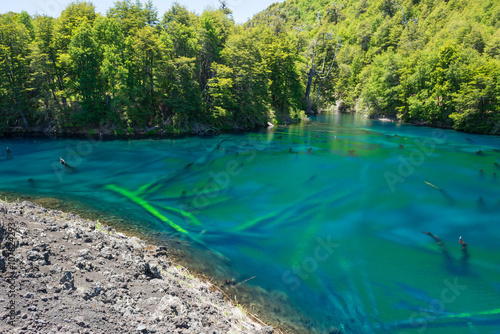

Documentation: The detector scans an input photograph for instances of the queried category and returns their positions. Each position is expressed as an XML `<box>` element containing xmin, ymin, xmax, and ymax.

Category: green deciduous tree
<box><xmin>262</xmin><ymin>29</ymin><xmax>304</xmax><ymax>119</ymax></box>
<box><xmin>93</xmin><ymin>16</ymin><xmax>128</xmax><ymax>119</ymax></box>
<box><xmin>207</xmin><ymin>28</ymin><xmax>270</xmax><ymax>127</ymax></box>
<box><xmin>0</xmin><ymin>13</ymin><xmax>33</xmax><ymax>129</ymax></box>
<box><xmin>68</xmin><ymin>22</ymin><xmax>104</xmax><ymax>124</ymax></box>
<box><xmin>161</xmin><ymin>3</ymin><xmax>199</xmax><ymax>58</ymax></box>
<box><xmin>360</xmin><ymin>50</ymin><xmax>402</xmax><ymax>117</ymax></box>
<box><xmin>198</xmin><ymin>9</ymin><xmax>233</xmax><ymax>92</ymax></box>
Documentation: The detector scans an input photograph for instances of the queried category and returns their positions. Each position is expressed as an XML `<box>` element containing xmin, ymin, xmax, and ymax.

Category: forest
<box><xmin>1</xmin><ymin>0</ymin><xmax>500</xmax><ymax>135</ymax></box>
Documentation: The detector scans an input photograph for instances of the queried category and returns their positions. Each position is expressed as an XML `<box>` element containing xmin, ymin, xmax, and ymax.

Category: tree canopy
<box><xmin>0</xmin><ymin>1</ymin><xmax>305</xmax><ymax>135</ymax></box>
<box><xmin>248</xmin><ymin>0</ymin><xmax>500</xmax><ymax>133</ymax></box>
<box><xmin>1</xmin><ymin>0</ymin><xmax>499</xmax><ymax>135</ymax></box>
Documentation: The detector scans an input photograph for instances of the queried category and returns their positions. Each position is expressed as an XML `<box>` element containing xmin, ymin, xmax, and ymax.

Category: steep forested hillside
<box><xmin>249</xmin><ymin>0</ymin><xmax>500</xmax><ymax>133</ymax></box>
<box><xmin>1</xmin><ymin>0</ymin><xmax>499</xmax><ymax>135</ymax></box>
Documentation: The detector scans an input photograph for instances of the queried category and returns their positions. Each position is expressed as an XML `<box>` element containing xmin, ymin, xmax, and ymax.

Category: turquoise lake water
<box><xmin>1</xmin><ymin>113</ymin><xmax>500</xmax><ymax>333</ymax></box>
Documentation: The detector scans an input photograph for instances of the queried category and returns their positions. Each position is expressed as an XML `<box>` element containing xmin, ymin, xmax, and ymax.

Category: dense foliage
<box><xmin>1</xmin><ymin>0</ymin><xmax>500</xmax><ymax>135</ymax></box>
<box><xmin>249</xmin><ymin>0</ymin><xmax>500</xmax><ymax>134</ymax></box>
<box><xmin>0</xmin><ymin>0</ymin><xmax>305</xmax><ymax>135</ymax></box>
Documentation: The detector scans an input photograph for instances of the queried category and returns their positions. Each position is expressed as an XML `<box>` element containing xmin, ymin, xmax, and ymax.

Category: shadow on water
<box><xmin>2</xmin><ymin>113</ymin><xmax>500</xmax><ymax>333</ymax></box>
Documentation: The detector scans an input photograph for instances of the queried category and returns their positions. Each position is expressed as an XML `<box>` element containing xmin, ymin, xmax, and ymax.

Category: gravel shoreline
<box><xmin>0</xmin><ymin>200</ymin><xmax>274</xmax><ymax>334</ymax></box>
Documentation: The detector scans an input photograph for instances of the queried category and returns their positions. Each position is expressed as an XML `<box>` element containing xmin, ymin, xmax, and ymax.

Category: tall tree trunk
<box><xmin>51</xmin><ymin>59</ymin><xmax>64</xmax><ymax>91</ymax></box>
<box><xmin>11</xmin><ymin>89</ymin><xmax>29</xmax><ymax>129</ymax></box>
<box><xmin>305</xmin><ymin>66</ymin><xmax>315</xmax><ymax>113</ymax></box>
<box><xmin>305</xmin><ymin>67</ymin><xmax>314</xmax><ymax>99</ymax></box>
<box><xmin>19</xmin><ymin>109</ymin><xmax>29</xmax><ymax>129</ymax></box>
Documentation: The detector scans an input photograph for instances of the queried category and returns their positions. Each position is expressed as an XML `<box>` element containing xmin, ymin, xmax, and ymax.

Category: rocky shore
<box><xmin>0</xmin><ymin>200</ymin><xmax>273</xmax><ymax>334</ymax></box>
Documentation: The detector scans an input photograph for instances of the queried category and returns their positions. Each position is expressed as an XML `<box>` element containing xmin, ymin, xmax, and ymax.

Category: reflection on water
<box><xmin>2</xmin><ymin>113</ymin><xmax>500</xmax><ymax>333</ymax></box>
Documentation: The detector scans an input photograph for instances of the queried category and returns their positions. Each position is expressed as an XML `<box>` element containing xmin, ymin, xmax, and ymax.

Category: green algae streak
<box><xmin>104</xmin><ymin>184</ymin><xmax>188</xmax><ymax>234</ymax></box>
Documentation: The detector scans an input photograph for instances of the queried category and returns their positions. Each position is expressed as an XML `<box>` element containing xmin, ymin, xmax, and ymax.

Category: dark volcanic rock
<box><xmin>0</xmin><ymin>200</ymin><xmax>269</xmax><ymax>334</ymax></box>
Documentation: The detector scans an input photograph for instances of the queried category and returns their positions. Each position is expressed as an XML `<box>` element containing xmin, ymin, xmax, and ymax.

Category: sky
<box><xmin>1</xmin><ymin>0</ymin><xmax>282</xmax><ymax>24</ymax></box>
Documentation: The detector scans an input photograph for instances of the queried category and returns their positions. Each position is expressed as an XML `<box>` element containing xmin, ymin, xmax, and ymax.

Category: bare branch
<box><xmin>317</xmin><ymin>37</ymin><xmax>342</xmax><ymax>80</ymax></box>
